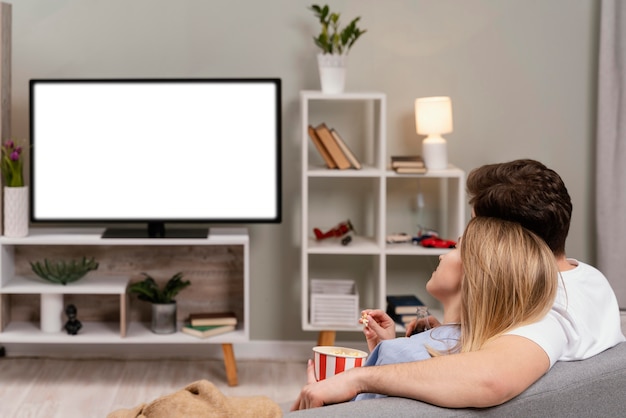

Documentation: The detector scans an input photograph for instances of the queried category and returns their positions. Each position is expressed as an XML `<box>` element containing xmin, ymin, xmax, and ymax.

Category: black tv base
<box><xmin>102</xmin><ymin>222</ymin><xmax>208</xmax><ymax>239</ymax></box>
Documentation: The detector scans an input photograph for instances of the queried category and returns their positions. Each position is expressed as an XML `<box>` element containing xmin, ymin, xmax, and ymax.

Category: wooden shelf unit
<box><xmin>0</xmin><ymin>227</ymin><xmax>249</xmax><ymax>343</ymax></box>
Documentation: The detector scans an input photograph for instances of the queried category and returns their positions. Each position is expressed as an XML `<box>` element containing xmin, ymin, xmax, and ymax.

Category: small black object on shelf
<box><xmin>64</xmin><ymin>304</ymin><xmax>82</xmax><ymax>335</ymax></box>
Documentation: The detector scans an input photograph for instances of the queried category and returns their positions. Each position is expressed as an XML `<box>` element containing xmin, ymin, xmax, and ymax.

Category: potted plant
<box><xmin>1</xmin><ymin>139</ymin><xmax>28</xmax><ymax>237</ymax></box>
<box><xmin>127</xmin><ymin>272</ymin><xmax>191</xmax><ymax>334</ymax></box>
<box><xmin>309</xmin><ymin>4</ymin><xmax>367</xmax><ymax>93</ymax></box>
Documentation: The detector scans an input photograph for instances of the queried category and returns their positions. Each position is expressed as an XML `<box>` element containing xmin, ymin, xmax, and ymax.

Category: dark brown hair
<box><xmin>466</xmin><ymin>159</ymin><xmax>572</xmax><ymax>256</ymax></box>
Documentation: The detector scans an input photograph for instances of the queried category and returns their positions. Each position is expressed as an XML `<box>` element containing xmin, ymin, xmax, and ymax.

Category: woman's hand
<box><xmin>291</xmin><ymin>359</ymin><xmax>360</xmax><ymax>411</ymax></box>
<box><xmin>404</xmin><ymin>315</ymin><xmax>441</xmax><ymax>337</ymax></box>
<box><xmin>360</xmin><ymin>309</ymin><xmax>397</xmax><ymax>352</ymax></box>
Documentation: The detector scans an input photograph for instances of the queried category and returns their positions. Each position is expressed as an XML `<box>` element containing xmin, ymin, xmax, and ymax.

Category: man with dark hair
<box><xmin>292</xmin><ymin>159</ymin><xmax>624</xmax><ymax>411</ymax></box>
<box><xmin>467</xmin><ymin>159</ymin><xmax>571</xmax><ymax>255</ymax></box>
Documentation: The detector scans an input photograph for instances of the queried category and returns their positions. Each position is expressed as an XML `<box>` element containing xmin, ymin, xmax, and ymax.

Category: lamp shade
<box><xmin>415</xmin><ymin>96</ymin><xmax>453</xmax><ymax>135</ymax></box>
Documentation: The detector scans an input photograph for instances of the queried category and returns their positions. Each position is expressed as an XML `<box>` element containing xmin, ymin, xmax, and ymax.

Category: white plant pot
<box><xmin>3</xmin><ymin>186</ymin><xmax>29</xmax><ymax>237</ymax></box>
<box><xmin>317</xmin><ymin>53</ymin><xmax>348</xmax><ymax>94</ymax></box>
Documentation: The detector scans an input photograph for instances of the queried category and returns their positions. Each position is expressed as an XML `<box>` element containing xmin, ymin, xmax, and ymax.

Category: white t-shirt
<box><xmin>507</xmin><ymin>259</ymin><xmax>625</xmax><ymax>366</ymax></box>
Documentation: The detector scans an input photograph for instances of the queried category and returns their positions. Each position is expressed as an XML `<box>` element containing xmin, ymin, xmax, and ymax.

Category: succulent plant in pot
<box><xmin>128</xmin><ymin>272</ymin><xmax>191</xmax><ymax>334</ymax></box>
<box><xmin>309</xmin><ymin>4</ymin><xmax>367</xmax><ymax>93</ymax></box>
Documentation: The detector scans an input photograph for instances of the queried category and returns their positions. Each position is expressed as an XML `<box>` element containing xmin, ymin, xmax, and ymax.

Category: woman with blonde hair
<box><xmin>355</xmin><ymin>216</ymin><xmax>558</xmax><ymax>400</ymax></box>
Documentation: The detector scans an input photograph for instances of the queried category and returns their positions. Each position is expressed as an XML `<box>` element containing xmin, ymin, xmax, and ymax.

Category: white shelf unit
<box><xmin>300</xmin><ymin>90</ymin><xmax>465</xmax><ymax>333</ymax></box>
<box><xmin>0</xmin><ymin>228</ymin><xmax>250</xmax><ymax>344</ymax></box>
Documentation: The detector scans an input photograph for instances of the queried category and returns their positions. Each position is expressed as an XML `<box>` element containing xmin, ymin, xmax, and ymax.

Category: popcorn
<box><xmin>361</xmin><ymin>312</ymin><xmax>369</xmax><ymax>327</ymax></box>
<box><xmin>332</xmin><ymin>349</ymin><xmax>361</xmax><ymax>356</ymax></box>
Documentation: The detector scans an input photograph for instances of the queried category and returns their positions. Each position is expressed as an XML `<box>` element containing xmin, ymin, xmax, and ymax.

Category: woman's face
<box><xmin>426</xmin><ymin>246</ymin><xmax>463</xmax><ymax>302</ymax></box>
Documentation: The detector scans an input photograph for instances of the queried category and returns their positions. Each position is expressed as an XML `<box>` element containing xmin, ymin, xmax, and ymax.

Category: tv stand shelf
<box><xmin>0</xmin><ymin>274</ymin><xmax>130</xmax><ymax>337</ymax></box>
<box><xmin>0</xmin><ymin>227</ymin><xmax>249</xmax><ymax>386</ymax></box>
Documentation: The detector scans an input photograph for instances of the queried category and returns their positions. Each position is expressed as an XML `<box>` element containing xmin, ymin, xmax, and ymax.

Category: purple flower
<box><xmin>5</xmin><ymin>139</ymin><xmax>13</xmax><ymax>148</ymax></box>
<box><xmin>10</xmin><ymin>150</ymin><xmax>19</xmax><ymax>161</ymax></box>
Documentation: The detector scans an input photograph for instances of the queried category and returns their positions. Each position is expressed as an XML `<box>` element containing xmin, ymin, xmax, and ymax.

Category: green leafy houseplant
<box><xmin>128</xmin><ymin>272</ymin><xmax>191</xmax><ymax>304</ymax></box>
<box><xmin>30</xmin><ymin>257</ymin><xmax>99</xmax><ymax>285</ymax></box>
<box><xmin>1</xmin><ymin>139</ymin><xmax>25</xmax><ymax>187</ymax></box>
<box><xmin>310</xmin><ymin>4</ymin><xmax>366</xmax><ymax>55</ymax></box>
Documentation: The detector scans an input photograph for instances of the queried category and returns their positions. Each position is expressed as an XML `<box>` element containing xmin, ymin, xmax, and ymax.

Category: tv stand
<box><xmin>0</xmin><ymin>227</ymin><xmax>249</xmax><ymax>386</ymax></box>
<box><xmin>102</xmin><ymin>222</ymin><xmax>208</xmax><ymax>239</ymax></box>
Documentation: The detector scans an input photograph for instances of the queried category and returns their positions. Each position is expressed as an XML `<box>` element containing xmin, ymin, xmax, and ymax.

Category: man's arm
<box><xmin>292</xmin><ymin>335</ymin><xmax>550</xmax><ymax>410</ymax></box>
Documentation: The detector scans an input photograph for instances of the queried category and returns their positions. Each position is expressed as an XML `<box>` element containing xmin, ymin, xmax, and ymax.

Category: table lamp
<box><xmin>415</xmin><ymin>96</ymin><xmax>453</xmax><ymax>170</ymax></box>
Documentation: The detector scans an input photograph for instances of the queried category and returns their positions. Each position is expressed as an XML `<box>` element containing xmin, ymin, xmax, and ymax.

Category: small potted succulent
<box><xmin>309</xmin><ymin>4</ymin><xmax>367</xmax><ymax>93</ymax></box>
<box><xmin>127</xmin><ymin>272</ymin><xmax>191</xmax><ymax>334</ymax></box>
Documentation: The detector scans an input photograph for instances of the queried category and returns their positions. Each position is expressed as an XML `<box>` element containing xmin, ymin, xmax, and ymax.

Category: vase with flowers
<box><xmin>1</xmin><ymin>139</ymin><xmax>28</xmax><ymax>237</ymax></box>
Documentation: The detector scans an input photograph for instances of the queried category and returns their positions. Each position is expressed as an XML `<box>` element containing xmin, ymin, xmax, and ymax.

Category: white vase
<box><xmin>317</xmin><ymin>53</ymin><xmax>347</xmax><ymax>94</ymax></box>
<box><xmin>3</xmin><ymin>186</ymin><xmax>28</xmax><ymax>237</ymax></box>
<box><xmin>41</xmin><ymin>293</ymin><xmax>64</xmax><ymax>333</ymax></box>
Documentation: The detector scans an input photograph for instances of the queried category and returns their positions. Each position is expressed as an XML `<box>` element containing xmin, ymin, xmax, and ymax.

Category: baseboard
<box><xmin>0</xmin><ymin>340</ymin><xmax>369</xmax><ymax>361</ymax></box>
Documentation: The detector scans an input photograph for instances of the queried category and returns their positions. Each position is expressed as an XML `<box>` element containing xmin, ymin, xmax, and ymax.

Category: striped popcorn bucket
<box><xmin>312</xmin><ymin>346</ymin><xmax>368</xmax><ymax>381</ymax></box>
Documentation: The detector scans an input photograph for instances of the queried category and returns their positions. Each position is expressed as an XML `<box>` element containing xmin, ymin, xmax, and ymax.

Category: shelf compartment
<box><xmin>385</xmin><ymin>167</ymin><xmax>465</xmax><ymax>241</ymax></box>
<box><xmin>307</xmin><ymin>176</ymin><xmax>382</xmax><ymax>244</ymax></box>
<box><xmin>0</xmin><ymin>274</ymin><xmax>129</xmax><ymax>337</ymax></box>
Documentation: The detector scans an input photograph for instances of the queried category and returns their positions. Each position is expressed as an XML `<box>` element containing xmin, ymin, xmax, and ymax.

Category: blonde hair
<box><xmin>458</xmin><ymin>216</ymin><xmax>558</xmax><ymax>353</ymax></box>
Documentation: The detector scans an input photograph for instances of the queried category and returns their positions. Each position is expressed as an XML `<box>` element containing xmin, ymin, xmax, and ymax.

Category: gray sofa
<box><xmin>285</xmin><ymin>341</ymin><xmax>626</xmax><ymax>417</ymax></box>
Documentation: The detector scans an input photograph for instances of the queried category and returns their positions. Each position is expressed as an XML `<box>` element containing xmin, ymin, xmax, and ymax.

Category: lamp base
<box><xmin>422</xmin><ymin>137</ymin><xmax>448</xmax><ymax>170</ymax></box>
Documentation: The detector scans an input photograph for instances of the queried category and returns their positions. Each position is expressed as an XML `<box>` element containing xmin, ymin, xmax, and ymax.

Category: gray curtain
<box><xmin>597</xmin><ymin>0</ymin><xmax>626</xmax><ymax>308</ymax></box>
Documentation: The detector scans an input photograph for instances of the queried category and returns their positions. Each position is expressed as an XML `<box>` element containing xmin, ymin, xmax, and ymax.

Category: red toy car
<box><xmin>421</xmin><ymin>237</ymin><xmax>457</xmax><ymax>249</ymax></box>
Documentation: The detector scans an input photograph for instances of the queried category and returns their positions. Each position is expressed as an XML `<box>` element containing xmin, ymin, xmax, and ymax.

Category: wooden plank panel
<box><xmin>12</xmin><ymin>245</ymin><xmax>244</xmax><ymax>326</ymax></box>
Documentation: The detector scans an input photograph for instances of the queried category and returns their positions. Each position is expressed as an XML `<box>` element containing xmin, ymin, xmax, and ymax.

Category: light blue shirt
<box><xmin>354</xmin><ymin>325</ymin><xmax>460</xmax><ymax>401</ymax></box>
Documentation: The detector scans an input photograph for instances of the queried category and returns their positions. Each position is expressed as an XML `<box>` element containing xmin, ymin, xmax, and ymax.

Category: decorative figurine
<box><xmin>313</xmin><ymin>219</ymin><xmax>354</xmax><ymax>240</ymax></box>
<box><xmin>64</xmin><ymin>304</ymin><xmax>82</xmax><ymax>335</ymax></box>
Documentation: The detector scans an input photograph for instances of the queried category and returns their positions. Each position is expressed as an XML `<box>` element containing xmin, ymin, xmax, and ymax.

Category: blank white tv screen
<box><xmin>30</xmin><ymin>79</ymin><xmax>281</xmax><ymax>223</ymax></box>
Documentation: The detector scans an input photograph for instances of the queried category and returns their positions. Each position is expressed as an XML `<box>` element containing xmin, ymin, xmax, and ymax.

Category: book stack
<box><xmin>386</xmin><ymin>294</ymin><xmax>426</xmax><ymax>326</ymax></box>
<box><xmin>308</xmin><ymin>123</ymin><xmax>362</xmax><ymax>170</ymax></box>
<box><xmin>181</xmin><ymin>311</ymin><xmax>237</xmax><ymax>339</ymax></box>
<box><xmin>390</xmin><ymin>155</ymin><xmax>426</xmax><ymax>174</ymax></box>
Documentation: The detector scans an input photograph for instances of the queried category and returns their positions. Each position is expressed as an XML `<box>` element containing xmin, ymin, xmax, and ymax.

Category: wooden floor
<box><xmin>0</xmin><ymin>356</ymin><xmax>303</xmax><ymax>418</ymax></box>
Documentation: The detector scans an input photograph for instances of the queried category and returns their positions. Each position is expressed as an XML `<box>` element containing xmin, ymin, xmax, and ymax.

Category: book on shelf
<box><xmin>188</xmin><ymin>311</ymin><xmax>238</xmax><ymax>327</ymax></box>
<box><xmin>386</xmin><ymin>294</ymin><xmax>426</xmax><ymax>315</ymax></box>
<box><xmin>394</xmin><ymin>166</ymin><xmax>427</xmax><ymax>174</ymax></box>
<box><xmin>330</xmin><ymin>128</ymin><xmax>362</xmax><ymax>169</ymax></box>
<box><xmin>314</xmin><ymin>123</ymin><xmax>351</xmax><ymax>170</ymax></box>
<box><xmin>390</xmin><ymin>155</ymin><xmax>425</xmax><ymax>168</ymax></box>
<box><xmin>181</xmin><ymin>324</ymin><xmax>236</xmax><ymax>339</ymax></box>
<box><xmin>307</xmin><ymin>125</ymin><xmax>337</xmax><ymax>169</ymax></box>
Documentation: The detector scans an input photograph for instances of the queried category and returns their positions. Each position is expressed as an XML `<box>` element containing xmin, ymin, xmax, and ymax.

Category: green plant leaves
<box><xmin>127</xmin><ymin>272</ymin><xmax>191</xmax><ymax>304</ymax></box>
<box><xmin>309</xmin><ymin>4</ymin><xmax>366</xmax><ymax>55</ymax></box>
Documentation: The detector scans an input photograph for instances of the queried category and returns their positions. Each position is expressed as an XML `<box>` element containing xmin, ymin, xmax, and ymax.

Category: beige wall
<box><xmin>9</xmin><ymin>0</ymin><xmax>599</xmax><ymax>341</ymax></box>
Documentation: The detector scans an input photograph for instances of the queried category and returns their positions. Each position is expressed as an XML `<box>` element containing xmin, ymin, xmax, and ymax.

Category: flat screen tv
<box><xmin>29</xmin><ymin>78</ymin><xmax>281</xmax><ymax>238</ymax></box>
